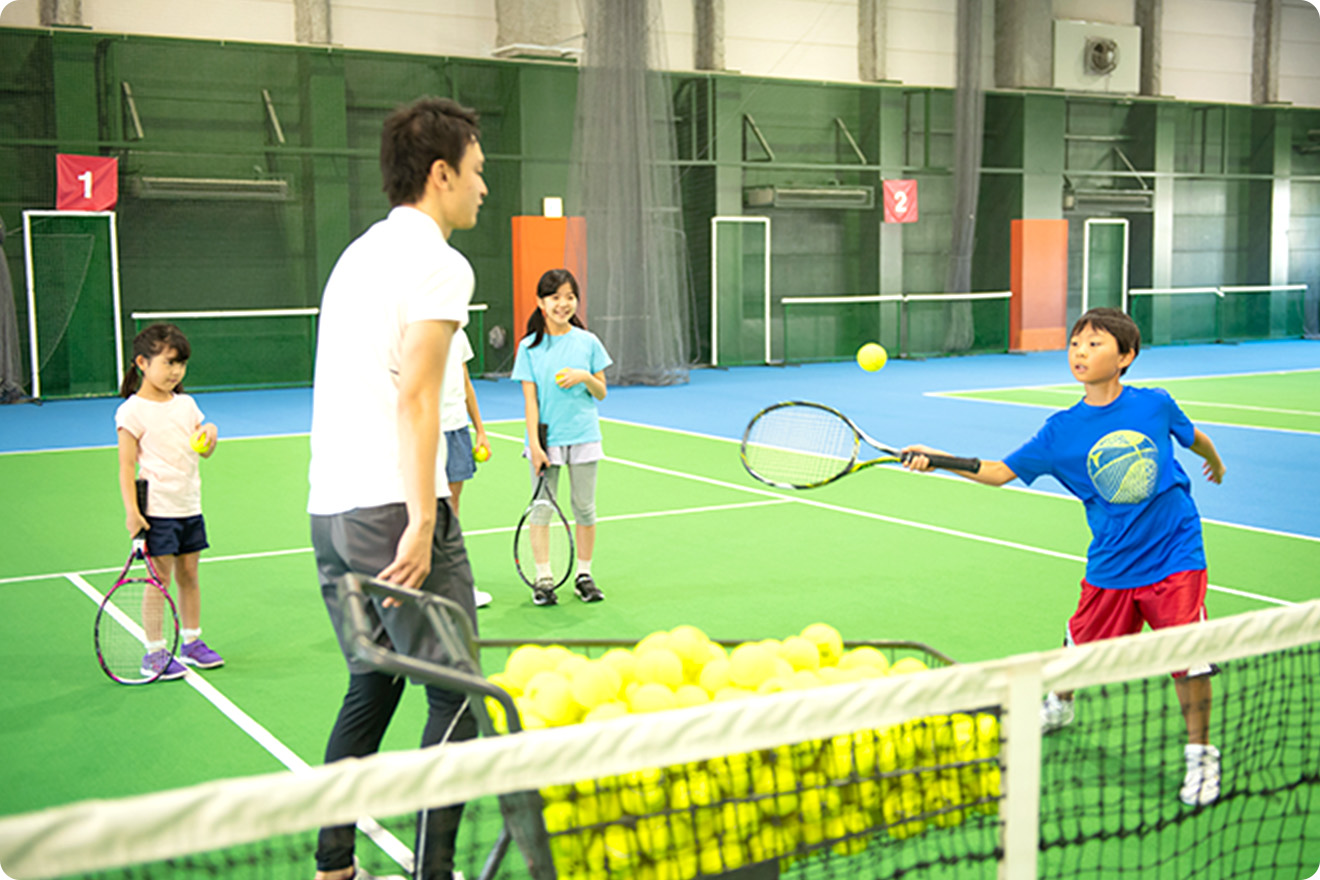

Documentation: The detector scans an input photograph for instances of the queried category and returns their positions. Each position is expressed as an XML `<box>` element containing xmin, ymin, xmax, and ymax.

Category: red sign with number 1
<box><xmin>883</xmin><ymin>179</ymin><xmax>918</xmax><ymax>224</ymax></box>
<box><xmin>56</xmin><ymin>154</ymin><xmax>119</xmax><ymax>211</ymax></box>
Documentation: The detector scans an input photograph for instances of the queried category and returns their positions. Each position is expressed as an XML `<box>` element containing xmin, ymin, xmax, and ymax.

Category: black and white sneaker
<box><xmin>573</xmin><ymin>574</ymin><xmax>604</xmax><ymax>603</ymax></box>
<box><xmin>532</xmin><ymin>577</ymin><xmax>558</xmax><ymax>606</ymax></box>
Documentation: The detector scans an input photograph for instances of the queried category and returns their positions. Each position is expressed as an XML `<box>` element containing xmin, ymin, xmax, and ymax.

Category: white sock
<box><xmin>576</xmin><ymin>560</ymin><xmax>592</xmax><ymax>577</ymax></box>
<box><xmin>145</xmin><ymin>640</ymin><xmax>166</xmax><ymax>652</ymax></box>
<box><xmin>182</xmin><ymin>628</ymin><xmax>201</xmax><ymax>645</ymax></box>
<box><xmin>535</xmin><ymin>563</ymin><xmax>553</xmax><ymax>580</ymax></box>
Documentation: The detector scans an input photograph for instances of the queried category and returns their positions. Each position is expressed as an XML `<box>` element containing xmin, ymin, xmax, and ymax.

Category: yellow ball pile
<box><xmin>485</xmin><ymin>624</ymin><xmax>1002</xmax><ymax>879</ymax></box>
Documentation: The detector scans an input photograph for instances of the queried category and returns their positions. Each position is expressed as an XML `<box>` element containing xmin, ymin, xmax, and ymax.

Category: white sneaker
<box><xmin>1040</xmin><ymin>693</ymin><xmax>1075</xmax><ymax>734</ymax></box>
<box><xmin>1180</xmin><ymin>744</ymin><xmax>1221</xmax><ymax>806</ymax></box>
<box><xmin>474</xmin><ymin>588</ymin><xmax>492</xmax><ymax>609</ymax></box>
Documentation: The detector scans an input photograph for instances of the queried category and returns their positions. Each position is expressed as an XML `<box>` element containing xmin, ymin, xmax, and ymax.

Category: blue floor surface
<box><xmin>2</xmin><ymin>340</ymin><xmax>1317</xmax><ymax>538</ymax></box>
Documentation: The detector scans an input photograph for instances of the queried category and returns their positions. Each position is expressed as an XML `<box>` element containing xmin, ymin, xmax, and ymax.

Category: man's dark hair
<box><xmin>1071</xmin><ymin>307</ymin><xmax>1141</xmax><ymax>374</ymax></box>
<box><xmin>380</xmin><ymin>97</ymin><xmax>481</xmax><ymax>207</ymax></box>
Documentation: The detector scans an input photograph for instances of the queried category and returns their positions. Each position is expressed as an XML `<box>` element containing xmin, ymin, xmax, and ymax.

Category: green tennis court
<box><xmin>1</xmin><ymin>355</ymin><xmax>1318</xmax><ymax>879</ymax></box>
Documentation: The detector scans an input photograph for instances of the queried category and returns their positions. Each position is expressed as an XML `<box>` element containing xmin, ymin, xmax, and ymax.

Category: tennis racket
<box><xmin>513</xmin><ymin>424</ymin><xmax>575</xmax><ymax>601</ymax></box>
<box><xmin>94</xmin><ymin>479</ymin><xmax>181</xmax><ymax>684</ymax></box>
<box><xmin>741</xmin><ymin>400</ymin><xmax>981</xmax><ymax>489</ymax></box>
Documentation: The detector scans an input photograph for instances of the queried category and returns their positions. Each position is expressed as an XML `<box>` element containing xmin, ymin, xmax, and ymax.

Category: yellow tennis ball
<box><xmin>473</xmin><ymin>445</ymin><xmax>489</xmax><ymax>462</ymax></box>
<box><xmin>857</xmin><ymin>342</ymin><xmax>888</xmax><ymax>372</ymax></box>
<box><xmin>628</xmin><ymin>682</ymin><xmax>678</xmax><ymax>714</ymax></box>
<box><xmin>635</xmin><ymin>648</ymin><xmax>684</xmax><ymax>689</ymax></box>
<box><xmin>889</xmin><ymin>656</ymin><xmax>929</xmax><ymax>676</ymax></box>
<box><xmin>800</xmin><ymin>622</ymin><xmax>845</xmax><ymax>667</ymax></box>
<box><xmin>727</xmin><ymin>643</ymin><xmax>776</xmax><ymax>690</ymax></box>
<box><xmin>190</xmin><ymin>430</ymin><xmax>209</xmax><ymax>453</ymax></box>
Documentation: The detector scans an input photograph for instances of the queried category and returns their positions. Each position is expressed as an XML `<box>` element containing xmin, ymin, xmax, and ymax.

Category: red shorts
<box><xmin>1066</xmin><ymin>569</ymin><xmax>1209</xmax><ymax>678</ymax></box>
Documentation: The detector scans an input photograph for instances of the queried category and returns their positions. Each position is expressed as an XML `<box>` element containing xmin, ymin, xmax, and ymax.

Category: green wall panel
<box><xmin>1</xmin><ymin>27</ymin><xmax>1314</xmax><ymax>393</ymax></box>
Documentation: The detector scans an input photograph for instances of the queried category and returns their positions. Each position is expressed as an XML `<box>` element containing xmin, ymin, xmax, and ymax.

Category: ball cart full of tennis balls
<box><xmin>482</xmin><ymin>623</ymin><xmax>1001</xmax><ymax>877</ymax></box>
<box><xmin>336</xmin><ymin>576</ymin><xmax>999</xmax><ymax>880</ymax></box>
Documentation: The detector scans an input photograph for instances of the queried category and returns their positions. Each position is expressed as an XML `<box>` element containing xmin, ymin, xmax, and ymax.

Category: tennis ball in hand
<box><xmin>473</xmin><ymin>445</ymin><xmax>490</xmax><ymax>462</ymax></box>
<box><xmin>857</xmin><ymin>342</ymin><xmax>888</xmax><ymax>372</ymax></box>
<box><xmin>190</xmin><ymin>430</ymin><xmax>209</xmax><ymax>454</ymax></box>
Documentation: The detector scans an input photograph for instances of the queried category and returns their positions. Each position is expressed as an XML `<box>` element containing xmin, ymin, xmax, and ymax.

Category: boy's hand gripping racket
<box><xmin>94</xmin><ymin>479</ymin><xmax>181</xmax><ymax>684</ymax></box>
<box><xmin>741</xmin><ymin>400</ymin><xmax>981</xmax><ymax>490</ymax></box>
<box><xmin>513</xmin><ymin>423</ymin><xmax>575</xmax><ymax>593</ymax></box>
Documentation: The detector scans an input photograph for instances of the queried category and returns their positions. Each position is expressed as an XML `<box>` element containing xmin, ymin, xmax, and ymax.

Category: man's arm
<box><xmin>378</xmin><ymin>319</ymin><xmax>454</xmax><ymax>588</ymax></box>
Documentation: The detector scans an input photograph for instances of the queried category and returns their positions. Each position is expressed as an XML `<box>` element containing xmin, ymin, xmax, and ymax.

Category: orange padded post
<box><xmin>511</xmin><ymin>216</ymin><xmax>586</xmax><ymax>346</ymax></box>
<box><xmin>1009</xmin><ymin>219</ymin><xmax>1068</xmax><ymax>351</ymax></box>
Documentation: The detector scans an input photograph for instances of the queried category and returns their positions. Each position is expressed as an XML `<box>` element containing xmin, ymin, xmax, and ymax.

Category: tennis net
<box><xmin>1</xmin><ymin>594</ymin><xmax>1316</xmax><ymax>880</ymax></box>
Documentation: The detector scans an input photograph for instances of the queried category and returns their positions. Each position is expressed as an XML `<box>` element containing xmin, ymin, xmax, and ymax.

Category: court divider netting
<box><xmin>1</xmin><ymin>582</ymin><xmax>1315</xmax><ymax>880</ymax></box>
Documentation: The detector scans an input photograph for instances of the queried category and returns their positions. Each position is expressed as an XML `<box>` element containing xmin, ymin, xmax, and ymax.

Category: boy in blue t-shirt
<box><xmin>904</xmin><ymin>308</ymin><xmax>1227</xmax><ymax>806</ymax></box>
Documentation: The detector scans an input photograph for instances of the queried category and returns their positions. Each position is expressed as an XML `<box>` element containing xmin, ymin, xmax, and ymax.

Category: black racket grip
<box><xmin>536</xmin><ymin>423</ymin><xmax>549</xmax><ymax>474</ymax></box>
<box><xmin>135</xmin><ymin>478</ymin><xmax>149</xmax><ymax>539</ymax></box>
<box><xmin>900</xmin><ymin>452</ymin><xmax>981</xmax><ymax>473</ymax></box>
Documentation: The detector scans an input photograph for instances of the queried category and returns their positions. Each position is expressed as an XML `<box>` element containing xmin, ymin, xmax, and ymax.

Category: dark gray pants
<box><xmin>311</xmin><ymin>500</ymin><xmax>479</xmax><ymax>878</ymax></box>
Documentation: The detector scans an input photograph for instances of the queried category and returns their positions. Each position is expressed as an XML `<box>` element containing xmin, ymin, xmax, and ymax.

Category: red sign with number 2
<box><xmin>56</xmin><ymin>154</ymin><xmax>119</xmax><ymax>211</ymax></box>
<box><xmin>883</xmin><ymin>179</ymin><xmax>918</xmax><ymax>224</ymax></box>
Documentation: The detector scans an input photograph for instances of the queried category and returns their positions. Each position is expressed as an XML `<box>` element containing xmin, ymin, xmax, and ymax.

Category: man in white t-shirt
<box><xmin>307</xmin><ymin>96</ymin><xmax>487</xmax><ymax>880</ymax></box>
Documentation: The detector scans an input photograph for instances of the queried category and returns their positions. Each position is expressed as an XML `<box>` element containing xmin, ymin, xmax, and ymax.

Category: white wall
<box><xmin>887</xmin><ymin>0</ymin><xmax>957</xmax><ymax>88</ymax></box>
<box><xmin>331</xmin><ymin>0</ymin><xmax>496</xmax><ymax>57</ymax></box>
<box><xmin>1161</xmin><ymin>0</ymin><xmax>1255</xmax><ymax>104</ymax></box>
<box><xmin>1279</xmin><ymin>0</ymin><xmax>1320</xmax><ymax>107</ymax></box>
<box><xmin>723</xmin><ymin>0</ymin><xmax>858</xmax><ymax>82</ymax></box>
<box><xmin>1</xmin><ymin>0</ymin><xmax>1317</xmax><ymax>107</ymax></box>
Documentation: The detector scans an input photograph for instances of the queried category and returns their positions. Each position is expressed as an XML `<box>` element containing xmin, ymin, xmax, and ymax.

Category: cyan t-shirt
<box><xmin>510</xmin><ymin>327</ymin><xmax>613</xmax><ymax>447</ymax></box>
<box><xmin>1003</xmin><ymin>385</ymin><xmax>1205</xmax><ymax>589</ymax></box>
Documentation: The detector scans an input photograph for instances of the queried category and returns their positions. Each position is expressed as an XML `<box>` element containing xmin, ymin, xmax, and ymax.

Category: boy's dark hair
<box><xmin>380</xmin><ymin>97</ymin><xmax>481</xmax><ymax>207</ymax></box>
<box><xmin>1071</xmin><ymin>307</ymin><xmax>1140</xmax><ymax>375</ymax></box>
<box><xmin>524</xmin><ymin>268</ymin><xmax>585</xmax><ymax>349</ymax></box>
<box><xmin>121</xmin><ymin>323</ymin><xmax>191</xmax><ymax>397</ymax></box>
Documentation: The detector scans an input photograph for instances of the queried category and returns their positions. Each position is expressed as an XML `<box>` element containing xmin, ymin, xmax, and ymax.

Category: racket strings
<box><xmin>743</xmin><ymin>406</ymin><xmax>859</xmax><ymax>487</ymax></box>
<box><xmin>515</xmin><ymin>498</ymin><xmax>574</xmax><ymax>588</ymax></box>
<box><xmin>96</xmin><ymin>575</ymin><xmax>178</xmax><ymax>684</ymax></box>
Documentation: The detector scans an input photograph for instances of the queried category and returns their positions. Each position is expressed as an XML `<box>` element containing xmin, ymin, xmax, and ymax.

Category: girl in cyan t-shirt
<box><xmin>510</xmin><ymin>269</ymin><xmax>613</xmax><ymax>607</ymax></box>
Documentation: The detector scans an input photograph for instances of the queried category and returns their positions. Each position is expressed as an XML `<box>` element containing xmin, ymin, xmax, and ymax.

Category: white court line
<box><xmin>924</xmin><ymin>390</ymin><xmax>1320</xmax><ymax>436</ymax></box>
<box><xmin>932</xmin><ymin>385</ymin><xmax>1320</xmax><ymax>418</ymax></box>
<box><xmin>602</xmin><ymin>422</ymin><xmax>1320</xmax><ymax>544</ymax></box>
<box><xmin>0</xmin><ymin>431</ymin><xmax>312</xmax><ymax>457</ymax></box>
<box><xmin>64</xmin><ymin>572</ymin><xmax>415</xmax><ymax>871</ymax></box>
<box><xmin>928</xmin><ymin>367</ymin><xmax>1320</xmax><ymax>397</ymax></box>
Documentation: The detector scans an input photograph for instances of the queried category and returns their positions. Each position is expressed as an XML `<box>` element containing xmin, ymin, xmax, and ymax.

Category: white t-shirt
<box><xmin>115</xmin><ymin>393</ymin><xmax>205</xmax><ymax>517</ymax></box>
<box><xmin>440</xmin><ymin>329</ymin><xmax>475</xmax><ymax>432</ymax></box>
<box><xmin>308</xmin><ymin>206</ymin><xmax>472</xmax><ymax>515</ymax></box>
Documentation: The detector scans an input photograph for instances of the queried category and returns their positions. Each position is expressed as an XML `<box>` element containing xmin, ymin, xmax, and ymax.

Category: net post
<box><xmin>999</xmin><ymin>656</ymin><xmax>1042</xmax><ymax>880</ymax></box>
<box><xmin>21</xmin><ymin>211</ymin><xmax>39</xmax><ymax>399</ymax></box>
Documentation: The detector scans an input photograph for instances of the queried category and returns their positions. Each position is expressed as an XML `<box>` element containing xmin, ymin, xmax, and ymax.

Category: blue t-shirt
<box><xmin>1003</xmin><ymin>385</ymin><xmax>1205</xmax><ymax>589</ymax></box>
<box><xmin>510</xmin><ymin>327</ymin><xmax>613</xmax><ymax>447</ymax></box>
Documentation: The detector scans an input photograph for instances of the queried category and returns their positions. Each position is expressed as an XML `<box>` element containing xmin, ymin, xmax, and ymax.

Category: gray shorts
<box><xmin>311</xmin><ymin>500</ymin><xmax>477</xmax><ymax>678</ymax></box>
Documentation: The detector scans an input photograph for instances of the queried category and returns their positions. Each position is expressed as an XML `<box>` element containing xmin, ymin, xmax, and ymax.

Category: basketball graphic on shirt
<box><xmin>1087</xmin><ymin>430</ymin><xmax>1158</xmax><ymax>504</ymax></box>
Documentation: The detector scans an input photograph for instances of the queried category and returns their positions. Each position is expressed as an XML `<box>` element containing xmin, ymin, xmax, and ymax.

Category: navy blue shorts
<box><xmin>444</xmin><ymin>427</ymin><xmax>476</xmax><ymax>483</ymax></box>
<box><xmin>145</xmin><ymin>515</ymin><xmax>209</xmax><ymax>557</ymax></box>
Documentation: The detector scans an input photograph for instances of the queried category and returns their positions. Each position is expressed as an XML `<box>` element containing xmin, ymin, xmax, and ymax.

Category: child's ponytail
<box><xmin>121</xmin><ymin>323</ymin><xmax>192</xmax><ymax>398</ymax></box>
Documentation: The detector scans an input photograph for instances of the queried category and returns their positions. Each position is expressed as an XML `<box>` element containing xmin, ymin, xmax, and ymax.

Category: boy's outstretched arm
<box><xmin>901</xmin><ymin>444</ymin><xmax>1017</xmax><ymax>486</ymax></box>
<box><xmin>1190</xmin><ymin>428</ymin><xmax>1226</xmax><ymax>484</ymax></box>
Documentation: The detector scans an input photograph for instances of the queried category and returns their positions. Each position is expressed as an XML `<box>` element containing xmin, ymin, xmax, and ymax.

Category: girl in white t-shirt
<box><xmin>115</xmin><ymin>323</ymin><xmax>223</xmax><ymax>680</ymax></box>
